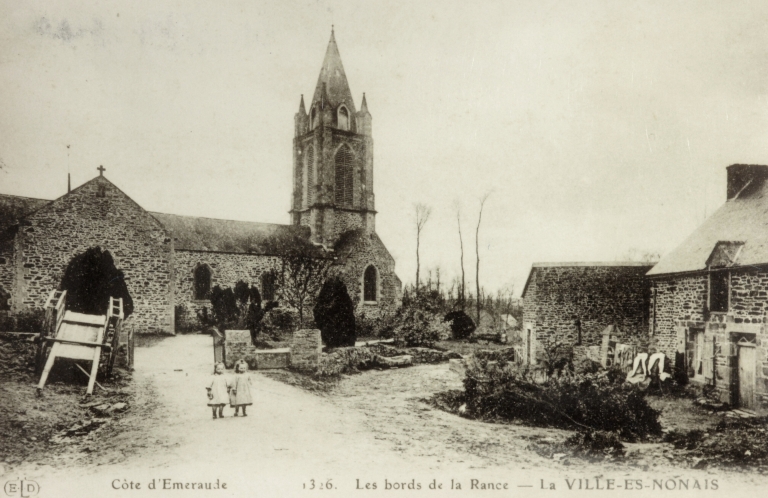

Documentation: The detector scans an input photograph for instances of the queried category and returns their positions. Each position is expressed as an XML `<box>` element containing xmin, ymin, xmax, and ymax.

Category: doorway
<box><xmin>737</xmin><ymin>341</ymin><xmax>756</xmax><ymax>410</ymax></box>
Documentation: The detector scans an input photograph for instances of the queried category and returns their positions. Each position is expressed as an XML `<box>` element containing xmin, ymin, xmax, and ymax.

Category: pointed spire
<box><xmin>312</xmin><ymin>28</ymin><xmax>356</xmax><ymax>113</ymax></box>
<box><xmin>67</xmin><ymin>173</ymin><xmax>71</xmax><ymax>193</ymax></box>
<box><xmin>299</xmin><ymin>94</ymin><xmax>306</xmax><ymax>114</ymax></box>
<box><xmin>360</xmin><ymin>93</ymin><xmax>369</xmax><ymax>113</ymax></box>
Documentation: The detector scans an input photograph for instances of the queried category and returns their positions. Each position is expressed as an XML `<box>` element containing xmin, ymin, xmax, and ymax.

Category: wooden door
<box><xmin>738</xmin><ymin>345</ymin><xmax>756</xmax><ymax>410</ymax></box>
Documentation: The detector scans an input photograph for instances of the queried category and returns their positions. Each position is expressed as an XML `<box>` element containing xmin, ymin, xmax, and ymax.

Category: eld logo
<box><xmin>3</xmin><ymin>479</ymin><xmax>40</xmax><ymax>498</ymax></box>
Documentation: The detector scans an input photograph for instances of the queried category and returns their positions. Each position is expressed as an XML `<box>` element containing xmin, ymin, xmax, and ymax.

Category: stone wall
<box><xmin>522</xmin><ymin>264</ymin><xmax>652</xmax><ymax>364</ymax></box>
<box><xmin>11</xmin><ymin>177</ymin><xmax>174</xmax><ymax>334</ymax></box>
<box><xmin>649</xmin><ymin>275</ymin><xmax>707</xmax><ymax>356</ymax></box>
<box><xmin>334</xmin><ymin>230</ymin><xmax>401</xmax><ymax>320</ymax></box>
<box><xmin>173</xmin><ymin>250</ymin><xmax>280</xmax><ymax>325</ymax></box>
<box><xmin>651</xmin><ymin>269</ymin><xmax>768</xmax><ymax>411</ymax></box>
<box><xmin>0</xmin><ymin>244</ymin><xmax>13</xmax><ymax>309</ymax></box>
<box><xmin>291</xmin><ymin>328</ymin><xmax>321</xmax><ymax>370</ymax></box>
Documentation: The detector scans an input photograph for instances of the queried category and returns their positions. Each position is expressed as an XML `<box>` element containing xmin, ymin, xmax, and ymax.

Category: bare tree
<box><xmin>454</xmin><ymin>201</ymin><xmax>466</xmax><ymax>310</ymax></box>
<box><xmin>475</xmin><ymin>193</ymin><xmax>490</xmax><ymax>326</ymax></box>
<box><xmin>265</xmin><ymin>234</ymin><xmax>333</xmax><ymax>327</ymax></box>
<box><xmin>414</xmin><ymin>203</ymin><xmax>432</xmax><ymax>291</ymax></box>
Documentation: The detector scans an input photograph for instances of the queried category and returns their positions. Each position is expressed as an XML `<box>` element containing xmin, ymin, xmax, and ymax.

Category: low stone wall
<box><xmin>223</xmin><ymin>330</ymin><xmax>253</xmax><ymax>369</ymax></box>
<box><xmin>291</xmin><ymin>329</ymin><xmax>321</xmax><ymax>370</ymax></box>
<box><xmin>252</xmin><ymin>349</ymin><xmax>290</xmax><ymax>370</ymax></box>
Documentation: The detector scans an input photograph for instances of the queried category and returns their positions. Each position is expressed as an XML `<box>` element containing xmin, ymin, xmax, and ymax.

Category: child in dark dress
<box><xmin>206</xmin><ymin>362</ymin><xmax>230</xmax><ymax>419</ymax></box>
<box><xmin>229</xmin><ymin>360</ymin><xmax>253</xmax><ymax>416</ymax></box>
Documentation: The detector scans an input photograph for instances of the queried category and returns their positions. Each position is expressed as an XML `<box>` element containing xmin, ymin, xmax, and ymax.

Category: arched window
<box><xmin>304</xmin><ymin>146</ymin><xmax>314</xmax><ymax>207</ymax></box>
<box><xmin>193</xmin><ymin>264</ymin><xmax>212</xmax><ymax>300</ymax></box>
<box><xmin>338</xmin><ymin>106</ymin><xmax>349</xmax><ymax>130</ymax></box>
<box><xmin>310</xmin><ymin>107</ymin><xmax>317</xmax><ymax>129</ymax></box>
<box><xmin>334</xmin><ymin>145</ymin><xmax>354</xmax><ymax>206</ymax></box>
<box><xmin>363</xmin><ymin>266</ymin><xmax>377</xmax><ymax>302</ymax></box>
<box><xmin>261</xmin><ymin>271</ymin><xmax>277</xmax><ymax>301</ymax></box>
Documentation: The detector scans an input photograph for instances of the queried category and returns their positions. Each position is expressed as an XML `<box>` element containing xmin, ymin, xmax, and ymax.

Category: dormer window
<box><xmin>338</xmin><ymin>106</ymin><xmax>349</xmax><ymax>131</ymax></box>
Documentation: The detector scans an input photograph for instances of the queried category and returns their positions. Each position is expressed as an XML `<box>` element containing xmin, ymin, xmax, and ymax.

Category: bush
<box><xmin>60</xmin><ymin>247</ymin><xmax>134</xmax><ymax>318</ymax></box>
<box><xmin>461</xmin><ymin>355</ymin><xmax>661</xmax><ymax>440</ymax></box>
<box><xmin>259</xmin><ymin>307</ymin><xmax>298</xmax><ymax>339</ymax></box>
<box><xmin>390</xmin><ymin>307</ymin><xmax>450</xmax><ymax>348</ymax></box>
<box><xmin>444</xmin><ymin>310</ymin><xmax>476</xmax><ymax>340</ymax></box>
<box><xmin>313</xmin><ymin>278</ymin><xmax>356</xmax><ymax>348</ymax></box>
<box><xmin>565</xmin><ymin>431</ymin><xmax>625</xmax><ymax>459</ymax></box>
<box><xmin>14</xmin><ymin>309</ymin><xmax>45</xmax><ymax>333</ymax></box>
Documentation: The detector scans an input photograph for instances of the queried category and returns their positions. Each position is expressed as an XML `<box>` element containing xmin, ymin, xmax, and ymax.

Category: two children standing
<box><xmin>206</xmin><ymin>360</ymin><xmax>253</xmax><ymax>419</ymax></box>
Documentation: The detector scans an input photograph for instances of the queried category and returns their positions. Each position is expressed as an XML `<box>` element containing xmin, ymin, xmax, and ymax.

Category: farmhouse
<box><xmin>0</xmin><ymin>30</ymin><xmax>401</xmax><ymax>334</ymax></box>
<box><xmin>521</xmin><ymin>262</ymin><xmax>653</xmax><ymax>366</ymax></box>
<box><xmin>648</xmin><ymin>164</ymin><xmax>768</xmax><ymax>411</ymax></box>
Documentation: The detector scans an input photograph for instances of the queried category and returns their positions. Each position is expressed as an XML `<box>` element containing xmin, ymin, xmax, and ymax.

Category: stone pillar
<box><xmin>223</xmin><ymin>330</ymin><xmax>253</xmax><ymax>369</ymax></box>
<box><xmin>291</xmin><ymin>329</ymin><xmax>321</xmax><ymax>370</ymax></box>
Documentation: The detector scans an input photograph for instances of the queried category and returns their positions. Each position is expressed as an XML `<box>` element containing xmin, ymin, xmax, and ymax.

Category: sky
<box><xmin>2</xmin><ymin>0</ymin><xmax>768</xmax><ymax>296</ymax></box>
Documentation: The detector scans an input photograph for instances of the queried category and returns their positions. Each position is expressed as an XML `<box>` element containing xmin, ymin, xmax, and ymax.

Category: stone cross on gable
<box><xmin>98</xmin><ymin>165</ymin><xmax>106</xmax><ymax>176</ymax></box>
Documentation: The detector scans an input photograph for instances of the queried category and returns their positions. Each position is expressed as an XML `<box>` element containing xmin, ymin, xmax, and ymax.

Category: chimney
<box><xmin>726</xmin><ymin>164</ymin><xmax>768</xmax><ymax>200</ymax></box>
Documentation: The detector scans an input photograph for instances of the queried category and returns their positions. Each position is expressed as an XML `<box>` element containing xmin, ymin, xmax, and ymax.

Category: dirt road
<box><xmin>11</xmin><ymin>334</ymin><xmax>768</xmax><ymax>497</ymax></box>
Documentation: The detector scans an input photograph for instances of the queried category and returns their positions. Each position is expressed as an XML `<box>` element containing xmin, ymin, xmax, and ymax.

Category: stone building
<box><xmin>521</xmin><ymin>262</ymin><xmax>653</xmax><ymax>366</ymax></box>
<box><xmin>0</xmin><ymin>30</ymin><xmax>401</xmax><ymax>334</ymax></box>
<box><xmin>648</xmin><ymin>164</ymin><xmax>768</xmax><ymax>411</ymax></box>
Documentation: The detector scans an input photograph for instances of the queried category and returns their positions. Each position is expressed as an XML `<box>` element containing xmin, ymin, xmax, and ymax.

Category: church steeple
<box><xmin>292</xmin><ymin>29</ymin><xmax>376</xmax><ymax>246</ymax></box>
<box><xmin>311</xmin><ymin>28</ymin><xmax>356</xmax><ymax>113</ymax></box>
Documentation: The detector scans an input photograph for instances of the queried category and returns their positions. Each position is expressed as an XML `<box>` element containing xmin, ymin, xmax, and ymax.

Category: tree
<box><xmin>265</xmin><ymin>233</ymin><xmax>333</xmax><ymax>327</ymax></box>
<box><xmin>475</xmin><ymin>193</ymin><xmax>490</xmax><ymax>326</ymax></box>
<box><xmin>454</xmin><ymin>201</ymin><xmax>466</xmax><ymax>310</ymax></box>
<box><xmin>414</xmin><ymin>203</ymin><xmax>432</xmax><ymax>291</ymax></box>
<box><xmin>59</xmin><ymin>247</ymin><xmax>134</xmax><ymax>318</ymax></box>
<box><xmin>313</xmin><ymin>277</ymin><xmax>356</xmax><ymax>348</ymax></box>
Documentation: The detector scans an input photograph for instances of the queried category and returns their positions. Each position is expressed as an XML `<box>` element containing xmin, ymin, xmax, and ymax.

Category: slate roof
<box><xmin>648</xmin><ymin>168</ymin><xmax>768</xmax><ymax>276</ymax></box>
<box><xmin>521</xmin><ymin>262</ymin><xmax>653</xmax><ymax>298</ymax></box>
<box><xmin>150</xmin><ymin>212</ymin><xmax>312</xmax><ymax>255</ymax></box>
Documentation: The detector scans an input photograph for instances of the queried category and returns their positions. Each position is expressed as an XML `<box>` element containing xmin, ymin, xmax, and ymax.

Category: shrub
<box><xmin>259</xmin><ymin>307</ymin><xmax>298</xmax><ymax>340</ymax></box>
<box><xmin>313</xmin><ymin>278</ymin><xmax>356</xmax><ymax>348</ymax></box>
<box><xmin>174</xmin><ymin>303</ymin><xmax>200</xmax><ymax>333</ymax></box>
<box><xmin>59</xmin><ymin>247</ymin><xmax>134</xmax><ymax>318</ymax></box>
<box><xmin>14</xmin><ymin>309</ymin><xmax>45</xmax><ymax>333</ymax></box>
<box><xmin>461</xmin><ymin>355</ymin><xmax>661</xmax><ymax>440</ymax></box>
<box><xmin>574</xmin><ymin>357</ymin><xmax>602</xmax><ymax>375</ymax></box>
<box><xmin>390</xmin><ymin>307</ymin><xmax>450</xmax><ymax>348</ymax></box>
<box><xmin>565</xmin><ymin>431</ymin><xmax>625</xmax><ymax>459</ymax></box>
<box><xmin>444</xmin><ymin>310</ymin><xmax>476</xmax><ymax>340</ymax></box>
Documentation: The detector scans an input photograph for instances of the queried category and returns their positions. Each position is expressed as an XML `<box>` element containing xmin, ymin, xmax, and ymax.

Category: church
<box><xmin>0</xmin><ymin>31</ymin><xmax>402</xmax><ymax>334</ymax></box>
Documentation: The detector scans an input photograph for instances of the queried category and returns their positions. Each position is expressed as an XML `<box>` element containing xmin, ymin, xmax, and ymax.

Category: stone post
<box><xmin>291</xmin><ymin>329</ymin><xmax>321</xmax><ymax>370</ymax></box>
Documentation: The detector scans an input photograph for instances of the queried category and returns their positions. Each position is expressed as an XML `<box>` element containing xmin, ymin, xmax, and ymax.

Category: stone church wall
<box><xmin>523</xmin><ymin>264</ymin><xmax>652</xmax><ymax>363</ymax></box>
<box><xmin>0</xmin><ymin>243</ymin><xmax>14</xmax><ymax>308</ymax></box>
<box><xmin>12</xmin><ymin>177</ymin><xmax>174</xmax><ymax>334</ymax></box>
<box><xmin>335</xmin><ymin>232</ymin><xmax>401</xmax><ymax>321</ymax></box>
<box><xmin>173</xmin><ymin>250</ymin><xmax>280</xmax><ymax>325</ymax></box>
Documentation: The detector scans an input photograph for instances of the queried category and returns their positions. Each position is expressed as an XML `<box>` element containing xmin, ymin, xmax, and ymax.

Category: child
<box><xmin>229</xmin><ymin>360</ymin><xmax>253</xmax><ymax>417</ymax></box>
<box><xmin>206</xmin><ymin>362</ymin><xmax>230</xmax><ymax>419</ymax></box>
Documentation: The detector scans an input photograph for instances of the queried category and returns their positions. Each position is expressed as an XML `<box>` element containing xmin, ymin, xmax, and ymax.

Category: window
<box><xmin>334</xmin><ymin>145</ymin><xmax>354</xmax><ymax>206</ymax></box>
<box><xmin>686</xmin><ymin>328</ymin><xmax>705</xmax><ymax>379</ymax></box>
<box><xmin>262</xmin><ymin>271</ymin><xmax>277</xmax><ymax>301</ymax></box>
<box><xmin>310</xmin><ymin>107</ymin><xmax>317</xmax><ymax>129</ymax></box>
<box><xmin>304</xmin><ymin>146</ymin><xmax>314</xmax><ymax>207</ymax></box>
<box><xmin>338</xmin><ymin>106</ymin><xmax>349</xmax><ymax>130</ymax></box>
<box><xmin>709</xmin><ymin>271</ymin><xmax>729</xmax><ymax>313</ymax></box>
<box><xmin>363</xmin><ymin>266</ymin><xmax>377</xmax><ymax>302</ymax></box>
<box><xmin>193</xmin><ymin>264</ymin><xmax>212</xmax><ymax>300</ymax></box>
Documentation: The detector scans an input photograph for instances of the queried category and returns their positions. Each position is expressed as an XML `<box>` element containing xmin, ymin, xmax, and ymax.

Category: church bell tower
<box><xmin>291</xmin><ymin>29</ymin><xmax>375</xmax><ymax>247</ymax></box>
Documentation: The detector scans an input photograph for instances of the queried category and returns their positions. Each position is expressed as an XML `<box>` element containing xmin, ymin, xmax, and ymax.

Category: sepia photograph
<box><xmin>1</xmin><ymin>0</ymin><xmax>768</xmax><ymax>496</ymax></box>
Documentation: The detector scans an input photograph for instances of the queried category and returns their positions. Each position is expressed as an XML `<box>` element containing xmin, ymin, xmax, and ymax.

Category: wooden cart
<box><xmin>36</xmin><ymin>290</ymin><xmax>124</xmax><ymax>395</ymax></box>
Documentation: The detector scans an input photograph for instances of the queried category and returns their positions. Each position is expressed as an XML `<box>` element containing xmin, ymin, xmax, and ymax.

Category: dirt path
<box><xmin>13</xmin><ymin>334</ymin><xmax>768</xmax><ymax>497</ymax></box>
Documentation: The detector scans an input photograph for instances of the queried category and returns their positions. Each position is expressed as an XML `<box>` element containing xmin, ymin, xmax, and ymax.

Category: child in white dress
<box><xmin>229</xmin><ymin>360</ymin><xmax>253</xmax><ymax>417</ymax></box>
<box><xmin>206</xmin><ymin>362</ymin><xmax>230</xmax><ymax>419</ymax></box>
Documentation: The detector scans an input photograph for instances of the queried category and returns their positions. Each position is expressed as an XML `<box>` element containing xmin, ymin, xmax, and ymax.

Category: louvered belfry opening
<box><xmin>334</xmin><ymin>145</ymin><xmax>354</xmax><ymax>206</ymax></box>
<box><xmin>305</xmin><ymin>145</ymin><xmax>314</xmax><ymax>206</ymax></box>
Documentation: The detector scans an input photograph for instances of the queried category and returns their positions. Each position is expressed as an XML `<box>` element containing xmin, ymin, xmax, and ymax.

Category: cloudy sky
<box><xmin>2</xmin><ymin>0</ymin><xmax>768</xmax><ymax>296</ymax></box>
